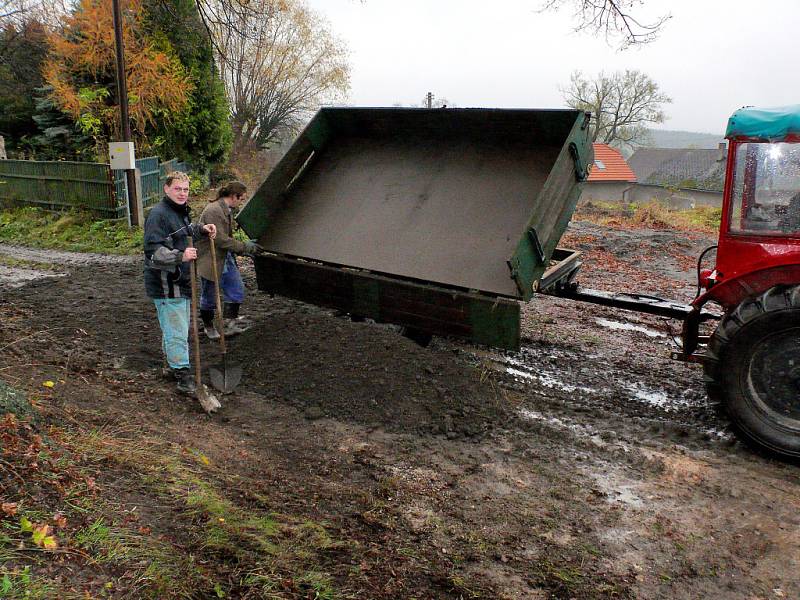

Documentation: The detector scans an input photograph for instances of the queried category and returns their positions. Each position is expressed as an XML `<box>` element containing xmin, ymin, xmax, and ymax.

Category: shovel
<box><xmin>208</xmin><ymin>237</ymin><xmax>242</xmax><ymax>394</ymax></box>
<box><xmin>188</xmin><ymin>237</ymin><xmax>222</xmax><ymax>414</ymax></box>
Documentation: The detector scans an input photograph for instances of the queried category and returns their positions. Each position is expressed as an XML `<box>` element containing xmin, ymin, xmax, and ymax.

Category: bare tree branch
<box><xmin>540</xmin><ymin>0</ymin><xmax>670</xmax><ymax>48</ymax></box>
<box><xmin>210</xmin><ymin>0</ymin><xmax>349</xmax><ymax>151</ymax></box>
<box><xmin>561</xmin><ymin>69</ymin><xmax>671</xmax><ymax>151</ymax></box>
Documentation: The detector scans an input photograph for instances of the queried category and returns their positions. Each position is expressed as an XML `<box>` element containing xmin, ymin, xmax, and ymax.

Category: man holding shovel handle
<box><xmin>196</xmin><ymin>181</ymin><xmax>264</xmax><ymax>340</ymax></box>
<box><xmin>143</xmin><ymin>171</ymin><xmax>217</xmax><ymax>396</ymax></box>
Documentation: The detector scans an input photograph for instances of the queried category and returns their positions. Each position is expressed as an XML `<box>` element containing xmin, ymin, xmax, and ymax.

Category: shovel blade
<box><xmin>197</xmin><ymin>384</ymin><xmax>222</xmax><ymax>414</ymax></box>
<box><xmin>209</xmin><ymin>363</ymin><xmax>243</xmax><ymax>394</ymax></box>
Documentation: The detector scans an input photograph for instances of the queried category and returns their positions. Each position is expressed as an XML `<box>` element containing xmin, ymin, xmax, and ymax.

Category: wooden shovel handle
<box><xmin>209</xmin><ymin>237</ymin><xmax>227</xmax><ymax>353</ymax></box>
<box><xmin>187</xmin><ymin>236</ymin><xmax>203</xmax><ymax>387</ymax></box>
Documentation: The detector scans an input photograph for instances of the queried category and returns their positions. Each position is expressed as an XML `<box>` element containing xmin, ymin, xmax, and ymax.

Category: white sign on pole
<box><xmin>109</xmin><ymin>141</ymin><xmax>136</xmax><ymax>170</ymax></box>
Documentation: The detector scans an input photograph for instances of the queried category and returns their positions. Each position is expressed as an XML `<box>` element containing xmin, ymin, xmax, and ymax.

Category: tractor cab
<box><xmin>708</xmin><ymin>106</ymin><xmax>800</xmax><ymax>286</ymax></box>
<box><xmin>687</xmin><ymin>105</ymin><xmax>800</xmax><ymax>459</ymax></box>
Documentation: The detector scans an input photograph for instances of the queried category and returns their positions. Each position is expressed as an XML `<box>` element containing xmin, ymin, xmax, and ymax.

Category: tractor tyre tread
<box><xmin>704</xmin><ymin>284</ymin><xmax>800</xmax><ymax>459</ymax></box>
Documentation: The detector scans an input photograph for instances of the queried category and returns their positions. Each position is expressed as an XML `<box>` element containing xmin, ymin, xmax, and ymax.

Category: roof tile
<box><xmin>587</xmin><ymin>144</ymin><xmax>637</xmax><ymax>182</ymax></box>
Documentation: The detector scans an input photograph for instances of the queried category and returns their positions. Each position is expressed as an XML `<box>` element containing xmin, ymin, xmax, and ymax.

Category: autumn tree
<box><xmin>211</xmin><ymin>0</ymin><xmax>349</xmax><ymax>151</ymax></box>
<box><xmin>43</xmin><ymin>0</ymin><xmax>192</xmax><ymax>157</ymax></box>
<box><xmin>540</xmin><ymin>0</ymin><xmax>670</xmax><ymax>48</ymax></box>
<box><xmin>562</xmin><ymin>69</ymin><xmax>671</xmax><ymax>150</ymax></box>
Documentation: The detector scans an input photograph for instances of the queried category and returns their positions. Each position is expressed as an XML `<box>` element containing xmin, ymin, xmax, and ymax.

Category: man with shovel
<box><xmin>143</xmin><ymin>171</ymin><xmax>217</xmax><ymax>396</ymax></box>
<box><xmin>196</xmin><ymin>181</ymin><xmax>263</xmax><ymax>340</ymax></box>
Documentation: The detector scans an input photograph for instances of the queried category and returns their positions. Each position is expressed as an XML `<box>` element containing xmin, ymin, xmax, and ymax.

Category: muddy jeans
<box><xmin>199</xmin><ymin>252</ymin><xmax>245</xmax><ymax>311</ymax></box>
<box><xmin>153</xmin><ymin>298</ymin><xmax>190</xmax><ymax>369</ymax></box>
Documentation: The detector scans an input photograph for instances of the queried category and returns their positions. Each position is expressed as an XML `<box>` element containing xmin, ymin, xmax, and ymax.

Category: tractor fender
<box><xmin>693</xmin><ymin>263</ymin><xmax>800</xmax><ymax>311</ymax></box>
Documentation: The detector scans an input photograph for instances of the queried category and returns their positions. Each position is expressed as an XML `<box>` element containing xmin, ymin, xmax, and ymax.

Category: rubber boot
<box><xmin>172</xmin><ymin>368</ymin><xmax>197</xmax><ymax>396</ymax></box>
<box><xmin>223</xmin><ymin>302</ymin><xmax>251</xmax><ymax>335</ymax></box>
<box><xmin>200</xmin><ymin>309</ymin><xmax>220</xmax><ymax>340</ymax></box>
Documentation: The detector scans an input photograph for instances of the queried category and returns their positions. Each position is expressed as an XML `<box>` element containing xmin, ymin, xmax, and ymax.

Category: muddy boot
<box><xmin>223</xmin><ymin>318</ymin><xmax>249</xmax><ymax>336</ymax></box>
<box><xmin>172</xmin><ymin>368</ymin><xmax>197</xmax><ymax>396</ymax></box>
<box><xmin>223</xmin><ymin>302</ymin><xmax>252</xmax><ymax>335</ymax></box>
<box><xmin>200</xmin><ymin>309</ymin><xmax>220</xmax><ymax>340</ymax></box>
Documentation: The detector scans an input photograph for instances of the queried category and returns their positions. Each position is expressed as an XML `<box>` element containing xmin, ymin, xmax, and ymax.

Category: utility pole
<box><xmin>426</xmin><ymin>92</ymin><xmax>434</xmax><ymax>109</ymax></box>
<box><xmin>111</xmin><ymin>0</ymin><xmax>141</xmax><ymax>227</ymax></box>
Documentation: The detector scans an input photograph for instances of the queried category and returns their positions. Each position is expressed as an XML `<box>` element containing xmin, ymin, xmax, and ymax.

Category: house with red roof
<box><xmin>580</xmin><ymin>142</ymin><xmax>725</xmax><ymax>208</ymax></box>
<box><xmin>581</xmin><ymin>143</ymin><xmax>637</xmax><ymax>203</ymax></box>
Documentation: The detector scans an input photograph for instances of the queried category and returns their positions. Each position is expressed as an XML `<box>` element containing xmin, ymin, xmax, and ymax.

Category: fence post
<box><xmin>134</xmin><ymin>168</ymin><xmax>144</xmax><ymax>224</ymax></box>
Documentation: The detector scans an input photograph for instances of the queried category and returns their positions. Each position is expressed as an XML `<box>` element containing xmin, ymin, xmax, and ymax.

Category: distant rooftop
<box><xmin>587</xmin><ymin>144</ymin><xmax>636</xmax><ymax>183</ymax></box>
<box><xmin>627</xmin><ymin>145</ymin><xmax>727</xmax><ymax>192</ymax></box>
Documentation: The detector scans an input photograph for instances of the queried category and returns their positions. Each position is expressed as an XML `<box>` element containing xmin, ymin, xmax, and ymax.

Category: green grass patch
<box><xmin>0</xmin><ymin>207</ymin><xmax>142</xmax><ymax>254</ymax></box>
<box><xmin>576</xmin><ymin>200</ymin><xmax>722</xmax><ymax>232</ymax></box>
<box><xmin>66</xmin><ymin>430</ymin><xmax>346</xmax><ymax>598</ymax></box>
<box><xmin>0</xmin><ymin>566</ymin><xmax>56</xmax><ymax>600</ymax></box>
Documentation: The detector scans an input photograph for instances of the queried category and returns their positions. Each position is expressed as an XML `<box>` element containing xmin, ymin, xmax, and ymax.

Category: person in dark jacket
<box><xmin>144</xmin><ymin>171</ymin><xmax>216</xmax><ymax>395</ymax></box>
<box><xmin>196</xmin><ymin>181</ymin><xmax>262</xmax><ymax>339</ymax></box>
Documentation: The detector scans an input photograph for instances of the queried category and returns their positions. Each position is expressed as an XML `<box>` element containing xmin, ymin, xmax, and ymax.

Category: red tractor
<box><xmin>683</xmin><ymin>106</ymin><xmax>800</xmax><ymax>459</ymax></box>
<box><xmin>544</xmin><ymin>106</ymin><xmax>800</xmax><ymax>458</ymax></box>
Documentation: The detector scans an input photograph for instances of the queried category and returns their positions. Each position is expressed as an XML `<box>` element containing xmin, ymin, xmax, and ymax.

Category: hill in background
<box><xmin>643</xmin><ymin>129</ymin><xmax>725</xmax><ymax>149</ymax></box>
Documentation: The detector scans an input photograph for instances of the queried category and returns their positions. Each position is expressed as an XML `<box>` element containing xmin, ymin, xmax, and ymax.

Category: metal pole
<box><xmin>112</xmin><ymin>0</ymin><xmax>140</xmax><ymax>227</ymax></box>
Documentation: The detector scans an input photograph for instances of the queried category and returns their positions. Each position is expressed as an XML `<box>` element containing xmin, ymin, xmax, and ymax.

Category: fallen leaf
<box><xmin>32</xmin><ymin>524</ymin><xmax>57</xmax><ymax>549</ymax></box>
<box><xmin>19</xmin><ymin>516</ymin><xmax>33</xmax><ymax>532</ymax></box>
<box><xmin>42</xmin><ymin>381</ymin><xmax>55</xmax><ymax>388</ymax></box>
<box><xmin>1</xmin><ymin>502</ymin><xmax>18</xmax><ymax>517</ymax></box>
<box><xmin>53</xmin><ymin>512</ymin><xmax>67</xmax><ymax>528</ymax></box>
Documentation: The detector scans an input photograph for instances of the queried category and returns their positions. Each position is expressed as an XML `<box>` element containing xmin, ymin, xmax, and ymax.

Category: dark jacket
<box><xmin>196</xmin><ymin>198</ymin><xmax>248</xmax><ymax>281</ymax></box>
<box><xmin>143</xmin><ymin>197</ymin><xmax>205</xmax><ymax>299</ymax></box>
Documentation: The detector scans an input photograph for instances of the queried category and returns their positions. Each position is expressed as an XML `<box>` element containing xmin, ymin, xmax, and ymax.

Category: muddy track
<box><xmin>2</xmin><ymin>221</ymin><xmax>799</xmax><ymax>599</ymax></box>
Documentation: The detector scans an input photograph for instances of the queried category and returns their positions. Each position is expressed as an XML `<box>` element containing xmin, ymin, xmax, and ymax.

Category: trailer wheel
<box><xmin>705</xmin><ymin>285</ymin><xmax>800</xmax><ymax>458</ymax></box>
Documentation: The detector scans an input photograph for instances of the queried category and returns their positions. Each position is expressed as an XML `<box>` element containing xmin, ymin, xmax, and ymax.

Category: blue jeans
<box><xmin>200</xmin><ymin>252</ymin><xmax>245</xmax><ymax>311</ymax></box>
<box><xmin>153</xmin><ymin>298</ymin><xmax>190</xmax><ymax>369</ymax></box>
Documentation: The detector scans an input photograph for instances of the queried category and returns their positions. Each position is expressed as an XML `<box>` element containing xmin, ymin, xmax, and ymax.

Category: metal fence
<box><xmin>0</xmin><ymin>159</ymin><xmax>115</xmax><ymax>214</ymax></box>
<box><xmin>0</xmin><ymin>156</ymin><xmax>187</xmax><ymax>219</ymax></box>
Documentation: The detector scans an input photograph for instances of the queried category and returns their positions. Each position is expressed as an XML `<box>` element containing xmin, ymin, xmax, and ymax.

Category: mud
<box><xmin>2</xmin><ymin>220</ymin><xmax>799</xmax><ymax>599</ymax></box>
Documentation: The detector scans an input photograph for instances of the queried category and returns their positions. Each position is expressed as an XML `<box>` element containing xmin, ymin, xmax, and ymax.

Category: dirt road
<box><xmin>1</xmin><ymin>220</ymin><xmax>798</xmax><ymax>599</ymax></box>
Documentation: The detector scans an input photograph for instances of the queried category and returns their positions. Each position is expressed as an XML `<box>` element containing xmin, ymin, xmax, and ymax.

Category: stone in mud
<box><xmin>304</xmin><ymin>405</ymin><xmax>324</xmax><ymax>420</ymax></box>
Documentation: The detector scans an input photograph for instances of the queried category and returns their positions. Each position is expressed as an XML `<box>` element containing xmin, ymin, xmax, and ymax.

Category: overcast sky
<box><xmin>304</xmin><ymin>0</ymin><xmax>799</xmax><ymax>134</ymax></box>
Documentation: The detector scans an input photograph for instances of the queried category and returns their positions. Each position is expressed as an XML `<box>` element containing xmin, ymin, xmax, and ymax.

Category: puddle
<box><xmin>596</xmin><ymin>318</ymin><xmax>665</xmax><ymax>338</ymax></box>
<box><xmin>622</xmin><ymin>382</ymin><xmax>696</xmax><ymax>411</ymax></box>
<box><xmin>506</xmin><ymin>367</ymin><xmax>535</xmax><ymax>381</ymax></box>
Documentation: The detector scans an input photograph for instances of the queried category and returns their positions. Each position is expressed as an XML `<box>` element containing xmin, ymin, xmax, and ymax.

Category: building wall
<box><xmin>579</xmin><ymin>182</ymin><xmax>632</xmax><ymax>203</ymax></box>
<box><xmin>580</xmin><ymin>182</ymin><xmax>722</xmax><ymax>209</ymax></box>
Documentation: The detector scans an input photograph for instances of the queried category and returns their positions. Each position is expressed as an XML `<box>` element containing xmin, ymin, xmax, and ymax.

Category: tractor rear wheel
<box><xmin>705</xmin><ymin>285</ymin><xmax>800</xmax><ymax>459</ymax></box>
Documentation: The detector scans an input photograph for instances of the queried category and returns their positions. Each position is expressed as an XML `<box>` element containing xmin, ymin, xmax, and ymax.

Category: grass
<box><xmin>0</xmin><ymin>567</ymin><xmax>56</xmax><ymax>600</ymax></box>
<box><xmin>0</xmin><ymin>404</ymin><xmax>347</xmax><ymax>599</ymax></box>
<box><xmin>0</xmin><ymin>206</ymin><xmax>142</xmax><ymax>254</ymax></box>
<box><xmin>63</xmin><ymin>428</ymin><xmax>345</xmax><ymax>598</ymax></box>
<box><xmin>576</xmin><ymin>200</ymin><xmax>722</xmax><ymax>232</ymax></box>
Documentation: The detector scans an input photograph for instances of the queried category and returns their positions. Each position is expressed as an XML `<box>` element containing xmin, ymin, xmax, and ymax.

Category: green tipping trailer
<box><xmin>236</xmin><ymin>107</ymin><xmax>592</xmax><ymax>350</ymax></box>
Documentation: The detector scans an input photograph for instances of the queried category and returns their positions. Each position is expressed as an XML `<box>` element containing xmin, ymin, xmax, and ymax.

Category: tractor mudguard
<box><xmin>693</xmin><ymin>263</ymin><xmax>800</xmax><ymax>311</ymax></box>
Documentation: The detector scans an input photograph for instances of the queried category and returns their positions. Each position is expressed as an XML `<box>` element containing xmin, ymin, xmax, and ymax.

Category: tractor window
<box><xmin>729</xmin><ymin>142</ymin><xmax>800</xmax><ymax>235</ymax></box>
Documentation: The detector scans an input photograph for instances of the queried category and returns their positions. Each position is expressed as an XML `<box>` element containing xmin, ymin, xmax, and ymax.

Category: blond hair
<box><xmin>164</xmin><ymin>171</ymin><xmax>190</xmax><ymax>186</ymax></box>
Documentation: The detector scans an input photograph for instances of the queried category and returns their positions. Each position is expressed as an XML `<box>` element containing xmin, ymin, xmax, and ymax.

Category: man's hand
<box><xmin>203</xmin><ymin>224</ymin><xmax>217</xmax><ymax>239</ymax></box>
<box><xmin>182</xmin><ymin>247</ymin><xmax>198</xmax><ymax>262</ymax></box>
<box><xmin>243</xmin><ymin>240</ymin><xmax>265</xmax><ymax>255</ymax></box>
